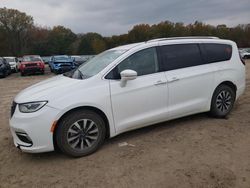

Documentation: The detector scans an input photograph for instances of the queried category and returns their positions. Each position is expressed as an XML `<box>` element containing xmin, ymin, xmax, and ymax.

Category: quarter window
<box><xmin>159</xmin><ymin>44</ymin><xmax>204</xmax><ymax>71</ymax></box>
<box><xmin>202</xmin><ymin>43</ymin><xmax>232</xmax><ymax>63</ymax></box>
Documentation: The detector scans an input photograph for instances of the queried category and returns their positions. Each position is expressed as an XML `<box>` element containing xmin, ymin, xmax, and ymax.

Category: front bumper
<box><xmin>22</xmin><ymin>67</ymin><xmax>44</xmax><ymax>74</ymax></box>
<box><xmin>54</xmin><ymin>66</ymin><xmax>74</xmax><ymax>73</ymax></box>
<box><xmin>10</xmin><ymin>64</ymin><xmax>17</xmax><ymax>70</ymax></box>
<box><xmin>9</xmin><ymin>104</ymin><xmax>60</xmax><ymax>153</ymax></box>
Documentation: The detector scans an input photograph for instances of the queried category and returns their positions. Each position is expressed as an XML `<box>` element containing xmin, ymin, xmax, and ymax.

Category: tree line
<box><xmin>0</xmin><ymin>7</ymin><xmax>250</xmax><ymax>57</ymax></box>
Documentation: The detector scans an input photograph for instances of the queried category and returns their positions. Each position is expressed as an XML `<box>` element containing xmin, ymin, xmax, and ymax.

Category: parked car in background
<box><xmin>239</xmin><ymin>48</ymin><xmax>250</xmax><ymax>59</ymax></box>
<box><xmin>17</xmin><ymin>57</ymin><xmax>23</xmax><ymax>71</ymax></box>
<box><xmin>71</xmin><ymin>55</ymin><xmax>86</xmax><ymax>67</ymax></box>
<box><xmin>19</xmin><ymin>55</ymin><xmax>45</xmax><ymax>76</ymax></box>
<box><xmin>0</xmin><ymin>57</ymin><xmax>11</xmax><ymax>78</ymax></box>
<box><xmin>80</xmin><ymin>55</ymin><xmax>95</xmax><ymax>62</ymax></box>
<box><xmin>41</xmin><ymin>56</ymin><xmax>51</xmax><ymax>64</ymax></box>
<box><xmin>9</xmin><ymin>37</ymin><xmax>246</xmax><ymax>157</ymax></box>
<box><xmin>4</xmin><ymin>57</ymin><xmax>18</xmax><ymax>72</ymax></box>
<box><xmin>49</xmin><ymin>55</ymin><xmax>75</xmax><ymax>74</ymax></box>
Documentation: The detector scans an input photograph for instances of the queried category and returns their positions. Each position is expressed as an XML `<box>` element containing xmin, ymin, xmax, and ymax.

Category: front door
<box><xmin>108</xmin><ymin>47</ymin><xmax>169</xmax><ymax>133</ymax></box>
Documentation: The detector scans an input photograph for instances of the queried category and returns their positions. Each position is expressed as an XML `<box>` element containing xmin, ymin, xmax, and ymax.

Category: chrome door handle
<box><xmin>168</xmin><ymin>77</ymin><xmax>180</xmax><ymax>83</ymax></box>
<box><xmin>154</xmin><ymin>80</ymin><xmax>167</xmax><ymax>86</ymax></box>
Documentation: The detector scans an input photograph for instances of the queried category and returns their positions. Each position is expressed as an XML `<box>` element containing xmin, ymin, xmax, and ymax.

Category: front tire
<box><xmin>56</xmin><ymin>110</ymin><xmax>106</xmax><ymax>157</ymax></box>
<box><xmin>210</xmin><ymin>85</ymin><xmax>236</xmax><ymax>118</ymax></box>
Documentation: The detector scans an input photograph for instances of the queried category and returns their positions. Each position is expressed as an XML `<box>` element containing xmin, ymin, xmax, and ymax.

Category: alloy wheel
<box><xmin>216</xmin><ymin>90</ymin><xmax>232</xmax><ymax>112</ymax></box>
<box><xmin>67</xmin><ymin>119</ymin><xmax>99</xmax><ymax>150</ymax></box>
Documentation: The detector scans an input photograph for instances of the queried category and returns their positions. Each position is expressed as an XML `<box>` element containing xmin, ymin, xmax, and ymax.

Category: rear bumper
<box><xmin>236</xmin><ymin>84</ymin><xmax>246</xmax><ymax>99</ymax></box>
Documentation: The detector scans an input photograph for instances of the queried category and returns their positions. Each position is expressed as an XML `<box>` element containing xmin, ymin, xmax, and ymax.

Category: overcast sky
<box><xmin>1</xmin><ymin>0</ymin><xmax>250</xmax><ymax>36</ymax></box>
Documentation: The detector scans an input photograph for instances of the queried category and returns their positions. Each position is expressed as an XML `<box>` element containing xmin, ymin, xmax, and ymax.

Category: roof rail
<box><xmin>147</xmin><ymin>36</ymin><xmax>219</xmax><ymax>43</ymax></box>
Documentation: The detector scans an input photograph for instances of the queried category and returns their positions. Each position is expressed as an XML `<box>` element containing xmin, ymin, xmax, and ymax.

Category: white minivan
<box><xmin>10</xmin><ymin>37</ymin><xmax>246</xmax><ymax>157</ymax></box>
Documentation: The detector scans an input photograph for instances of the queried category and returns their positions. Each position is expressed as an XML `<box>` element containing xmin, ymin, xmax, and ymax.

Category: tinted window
<box><xmin>159</xmin><ymin>44</ymin><xmax>203</xmax><ymax>71</ymax></box>
<box><xmin>202</xmin><ymin>43</ymin><xmax>232</xmax><ymax>63</ymax></box>
<box><xmin>119</xmin><ymin>47</ymin><xmax>159</xmax><ymax>76</ymax></box>
<box><xmin>106</xmin><ymin>47</ymin><xmax>159</xmax><ymax>79</ymax></box>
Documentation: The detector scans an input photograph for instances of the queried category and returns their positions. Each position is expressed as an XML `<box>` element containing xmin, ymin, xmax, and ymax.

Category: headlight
<box><xmin>19</xmin><ymin>101</ymin><xmax>48</xmax><ymax>113</ymax></box>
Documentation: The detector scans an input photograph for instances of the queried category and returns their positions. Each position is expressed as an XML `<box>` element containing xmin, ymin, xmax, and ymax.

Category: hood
<box><xmin>15</xmin><ymin>75</ymin><xmax>82</xmax><ymax>103</ymax></box>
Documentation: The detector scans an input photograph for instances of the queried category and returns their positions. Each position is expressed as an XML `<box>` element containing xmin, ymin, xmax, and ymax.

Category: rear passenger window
<box><xmin>159</xmin><ymin>44</ymin><xmax>203</xmax><ymax>71</ymax></box>
<box><xmin>202</xmin><ymin>43</ymin><xmax>232</xmax><ymax>63</ymax></box>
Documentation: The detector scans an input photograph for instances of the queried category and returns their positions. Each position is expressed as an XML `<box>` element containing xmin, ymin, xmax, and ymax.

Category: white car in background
<box><xmin>4</xmin><ymin>57</ymin><xmax>18</xmax><ymax>72</ymax></box>
<box><xmin>239</xmin><ymin>48</ymin><xmax>250</xmax><ymax>59</ymax></box>
<box><xmin>9</xmin><ymin>37</ymin><xmax>246</xmax><ymax>157</ymax></box>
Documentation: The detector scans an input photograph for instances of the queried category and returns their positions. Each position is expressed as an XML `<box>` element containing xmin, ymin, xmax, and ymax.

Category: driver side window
<box><xmin>106</xmin><ymin>47</ymin><xmax>159</xmax><ymax>79</ymax></box>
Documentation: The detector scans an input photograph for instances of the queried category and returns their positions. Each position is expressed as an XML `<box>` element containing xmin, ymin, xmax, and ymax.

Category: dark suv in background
<box><xmin>0</xmin><ymin>57</ymin><xmax>11</xmax><ymax>78</ymax></box>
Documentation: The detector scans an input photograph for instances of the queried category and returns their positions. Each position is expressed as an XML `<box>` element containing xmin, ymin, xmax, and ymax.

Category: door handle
<box><xmin>168</xmin><ymin>77</ymin><xmax>180</xmax><ymax>83</ymax></box>
<box><xmin>154</xmin><ymin>80</ymin><xmax>167</xmax><ymax>86</ymax></box>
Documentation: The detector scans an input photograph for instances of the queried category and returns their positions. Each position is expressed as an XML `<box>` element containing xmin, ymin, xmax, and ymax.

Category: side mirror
<box><xmin>120</xmin><ymin>69</ymin><xmax>137</xmax><ymax>87</ymax></box>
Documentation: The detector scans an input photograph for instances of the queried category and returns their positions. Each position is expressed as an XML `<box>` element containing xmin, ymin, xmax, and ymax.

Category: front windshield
<box><xmin>77</xmin><ymin>50</ymin><xmax>126</xmax><ymax>78</ymax></box>
<box><xmin>23</xmin><ymin>56</ymin><xmax>41</xmax><ymax>62</ymax></box>
<box><xmin>5</xmin><ymin>58</ymin><xmax>15</xmax><ymax>63</ymax></box>
<box><xmin>55</xmin><ymin>55</ymin><xmax>70</xmax><ymax>60</ymax></box>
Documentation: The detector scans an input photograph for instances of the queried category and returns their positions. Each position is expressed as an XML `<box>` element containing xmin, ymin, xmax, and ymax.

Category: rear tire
<box><xmin>210</xmin><ymin>85</ymin><xmax>236</xmax><ymax>118</ymax></box>
<box><xmin>56</xmin><ymin>110</ymin><xmax>106</xmax><ymax>157</ymax></box>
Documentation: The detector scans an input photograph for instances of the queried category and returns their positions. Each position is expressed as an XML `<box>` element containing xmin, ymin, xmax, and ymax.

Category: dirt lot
<box><xmin>0</xmin><ymin>61</ymin><xmax>250</xmax><ymax>188</ymax></box>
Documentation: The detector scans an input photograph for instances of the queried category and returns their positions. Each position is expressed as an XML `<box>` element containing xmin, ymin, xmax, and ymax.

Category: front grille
<box><xmin>25</xmin><ymin>63</ymin><xmax>37</xmax><ymax>67</ymax></box>
<box><xmin>16</xmin><ymin>132</ymin><xmax>33</xmax><ymax>145</ymax></box>
<box><xmin>10</xmin><ymin>101</ymin><xmax>17</xmax><ymax>118</ymax></box>
<box><xmin>61</xmin><ymin>64</ymin><xmax>71</xmax><ymax>67</ymax></box>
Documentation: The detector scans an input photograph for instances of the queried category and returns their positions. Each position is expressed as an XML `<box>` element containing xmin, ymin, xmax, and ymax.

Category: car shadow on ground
<box><xmin>19</xmin><ymin>112</ymin><xmax>214</xmax><ymax>161</ymax></box>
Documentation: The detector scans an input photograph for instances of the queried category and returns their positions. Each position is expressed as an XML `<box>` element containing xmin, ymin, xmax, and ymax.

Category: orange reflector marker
<box><xmin>50</xmin><ymin>121</ymin><xmax>58</xmax><ymax>133</ymax></box>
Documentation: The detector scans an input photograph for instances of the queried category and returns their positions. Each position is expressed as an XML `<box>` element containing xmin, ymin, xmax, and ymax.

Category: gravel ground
<box><xmin>0</xmin><ymin>62</ymin><xmax>250</xmax><ymax>188</ymax></box>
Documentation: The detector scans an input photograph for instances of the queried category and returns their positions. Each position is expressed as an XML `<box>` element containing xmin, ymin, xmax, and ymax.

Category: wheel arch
<box><xmin>209</xmin><ymin>80</ymin><xmax>237</xmax><ymax>117</ymax></box>
<box><xmin>216</xmin><ymin>81</ymin><xmax>237</xmax><ymax>94</ymax></box>
<box><xmin>52</xmin><ymin>106</ymin><xmax>111</xmax><ymax>151</ymax></box>
<box><xmin>209</xmin><ymin>80</ymin><xmax>237</xmax><ymax>110</ymax></box>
